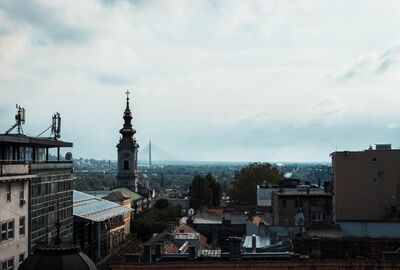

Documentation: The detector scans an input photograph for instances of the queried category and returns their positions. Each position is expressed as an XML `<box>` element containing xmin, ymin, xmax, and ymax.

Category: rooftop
<box><xmin>73</xmin><ymin>190</ymin><xmax>132</xmax><ymax>222</ymax></box>
<box><xmin>274</xmin><ymin>191</ymin><xmax>331</xmax><ymax>197</ymax></box>
<box><xmin>0</xmin><ymin>134</ymin><xmax>73</xmax><ymax>148</ymax></box>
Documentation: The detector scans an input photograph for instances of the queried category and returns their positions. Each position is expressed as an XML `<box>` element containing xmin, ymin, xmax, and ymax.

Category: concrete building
<box><xmin>0</xmin><ymin>159</ymin><xmax>31</xmax><ymax>268</ymax></box>
<box><xmin>271</xmin><ymin>189</ymin><xmax>332</xmax><ymax>227</ymax></box>
<box><xmin>73</xmin><ymin>190</ymin><xmax>133</xmax><ymax>262</ymax></box>
<box><xmin>0</xmin><ymin>134</ymin><xmax>73</xmax><ymax>257</ymax></box>
<box><xmin>257</xmin><ymin>184</ymin><xmax>279</xmax><ymax>208</ymax></box>
<box><xmin>332</xmin><ymin>144</ymin><xmax>400</xmax><ymax>237</ymax></box>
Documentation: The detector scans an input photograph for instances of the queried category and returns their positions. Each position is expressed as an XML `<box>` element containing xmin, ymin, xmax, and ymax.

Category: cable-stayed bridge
<box><xmin>138</xmin><ymin>141</ymin><xmax>178</xmax><ymax>165</ymax></box>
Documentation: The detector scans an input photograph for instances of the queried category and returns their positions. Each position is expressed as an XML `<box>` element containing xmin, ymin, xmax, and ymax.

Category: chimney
<box><xmin>143</xmin><ymin>244</ymin><xmax>151</xmax><ymax>263</ymax></box>
<box><xmin>189</xmin><ymin>246</ymin><xmax>196</xmax><ymax>260</ymax></box>
<box><xmin>229</xmin><ymin>237</ymin><xmax>242</xmax><ymax>260</ymax></box>
<box><xmin>323</xmin><ymin>181</ymin><xmax>330</xmax><ymax>193</ymax></box>
<box><xmin>186</xmin><ymin>216</ymin><xmax>194</xmax><ymax>227</ymax></box>
<box><xmin>252</xmin><ymin>234</ymin><xmax>257</xmax><ymax>253</ymax></box>
<box><xmin>155</xmin><ymin>242</ymin><xmax>162</xmax><ymax>260</ymax></box>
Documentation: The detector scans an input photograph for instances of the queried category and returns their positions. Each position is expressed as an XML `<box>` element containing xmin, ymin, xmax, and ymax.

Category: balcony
<box><xmin>0</xmin><ymin>160</ymin><xmax>73</xmax><ymax>176</ymax></box>
<box><xmin>0</xmin><ymin>162</ymin><xmax>29</xmax><ymax>176</ymax></box>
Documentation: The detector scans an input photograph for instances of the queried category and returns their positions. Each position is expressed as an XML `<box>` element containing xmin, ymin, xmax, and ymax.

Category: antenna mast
<box><xmin>5</xmin><ymin>104</ymin><xmax>25</xmax><ymax>135</ymax></box>
<box><xmin>37</xmin><ymin>113</ymin><xmax>62</xmax><ymax>139</ymax></box>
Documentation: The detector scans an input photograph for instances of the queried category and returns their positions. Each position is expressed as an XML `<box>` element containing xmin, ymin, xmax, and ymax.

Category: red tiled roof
<box><xmin>206</xmin><ymin>208</ymin><xmax>243</xmax><ymax>216</ymax></box>
<box><xmin>111</xmin><ymin>260</ymin><xmax>400</xmax><ymax>270</ymax></box>
<box><xmin>163</xmin><ymin>242</ymin><xmax>180</xmax><ymax>254</ymax></box>
<box><xmin>252</xmin><ymin>216</ymin><xmax>269</xmax><ymax>226</ymax></box>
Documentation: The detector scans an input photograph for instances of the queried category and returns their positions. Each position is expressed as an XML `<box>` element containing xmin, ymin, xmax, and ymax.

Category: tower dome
<box><xmin>19</xmin><ymin>244</ymin><xmax>97</xmax><ymax>270</ymax></box>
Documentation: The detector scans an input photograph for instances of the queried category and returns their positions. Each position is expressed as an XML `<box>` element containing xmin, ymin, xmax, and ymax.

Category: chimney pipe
<box><xmin>252</xmin><ymin>234</ymin><xmax>257</xmax><ymax>253</ymax></box>
<box><xmin>189</xmin><ymin>246</ymin><xmax>196</xmax><ymax>260</ymax></box>
<box><xmin>143</xmin><ymin>244</ymin><xmax>151</xmax><ymax>263</ymax></box>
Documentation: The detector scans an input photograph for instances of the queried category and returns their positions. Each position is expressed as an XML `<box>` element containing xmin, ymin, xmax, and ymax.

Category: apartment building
<box><xmin>332</xmin><ymin>144</ymin><xmax>400</xmax><ymax>237</ymax></box>
<box><xmin>0</xmin><ymin>134</ymin><xmax>73</xmax><ymax>254</ymax></box>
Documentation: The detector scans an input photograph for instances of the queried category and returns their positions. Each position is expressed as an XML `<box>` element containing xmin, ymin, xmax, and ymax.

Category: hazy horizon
<box><xmin>1</xmin><ymin>1</ymin><xmax>400</xmax><ymax>162</ymax></box>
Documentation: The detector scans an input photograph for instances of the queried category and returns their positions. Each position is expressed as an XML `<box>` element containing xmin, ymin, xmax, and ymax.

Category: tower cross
<box><xmin>126</xmin><ymin>90</ymin><xmax>130</xmax><ymax>99</ymax></box>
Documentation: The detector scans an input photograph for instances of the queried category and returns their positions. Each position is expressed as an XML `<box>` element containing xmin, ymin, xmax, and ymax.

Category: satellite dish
<box><xmin>65</xmin><ymin>152</ymin><xmax>72</xmax><ymax>161</ymax></box>
<box><xmin>188</xmin><ymin>208</ymin><xmax>194</xmax><ymax>216</ymax></box>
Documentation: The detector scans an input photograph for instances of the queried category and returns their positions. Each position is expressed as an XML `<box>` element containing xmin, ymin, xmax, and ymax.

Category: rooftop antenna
<box><xmin>5</xmin><ymin>104</ymin><xmax>25</xmax><ymax>135</ymax></box>
<box><xmin>37</xmin><ymin>113</ymin><xmax>61</xmax><ymax>139</ymax></box>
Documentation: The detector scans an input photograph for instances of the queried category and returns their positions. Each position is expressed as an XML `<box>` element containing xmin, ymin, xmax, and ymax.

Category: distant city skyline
<box><xmin>1</xmin><ymin>1</ymin><xmax>400</xmax><ymax>162</ymax></box>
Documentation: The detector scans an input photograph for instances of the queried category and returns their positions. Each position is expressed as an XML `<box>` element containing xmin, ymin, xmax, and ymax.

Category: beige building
<box><xmin>0</xmin><ymin>162</ymin><xmax>32</xmax><ymax>268</ymax></box>
<box><xmin>332</xmin><ymin>144</ymin><xmax>400</xmax><ymax>237</ymax></box>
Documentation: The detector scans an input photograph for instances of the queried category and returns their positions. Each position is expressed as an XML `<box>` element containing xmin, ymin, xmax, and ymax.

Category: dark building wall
<box><xmin>294</xmin><ymin>237</ymin><xmax>400</xmax><ymax>259</ymax></box>
<box><xmin>73</xmin><ymin>217</ymin><xmax>109</xmax><ymax>262</ymax></box>
<box><xmin>272</xmin><ymin>193</ymin><xmax>333</xmax><ymax>226</ymax></box>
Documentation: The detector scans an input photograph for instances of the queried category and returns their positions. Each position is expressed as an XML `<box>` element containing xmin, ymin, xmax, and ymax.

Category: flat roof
<box><xmin>0</xmin><ymin>134</ymin><xmax>73</xmax><ymax>148</ymax></box>
<box><xmin>274</xmin><ymin>191</ymin><xmax>331</xmax><ymax>197</ymax></box>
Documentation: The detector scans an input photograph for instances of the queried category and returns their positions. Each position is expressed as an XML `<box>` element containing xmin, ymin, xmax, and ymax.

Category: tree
<box><xmin>154</xmin><ymin>198</ymin><xmax>170</xmax><ymax>210</ymax></box>
<box><xmin>188</xmin><ymin>173</ymin><xmax>221</xmax><ymax>210</ymax></box>
<box><xmin>228</xmin><ymin>162</ymin><xmax>282</xmax><ymax>205</ymax></box>
<box><xmin>135</xmin><ymin>202</ymin><xmax>182</xmax><ymax>241</ymax></box>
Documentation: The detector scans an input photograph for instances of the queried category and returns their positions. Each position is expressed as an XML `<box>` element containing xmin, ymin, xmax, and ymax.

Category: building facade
<box><xmin>271</xmin><ymin>189</ymin><xmax>333</xmax><ymax>227</ymax></box>
<box><xmin>0</xmin><ymin>161</ymin><xmax>31</xmax><ymax>269</ymax></box>
<box><xmin>0</xmin><ymin>134</ymin><xmax>73</xmax><ymax>254</ymax></box>
<box><xmin>332</xmin><ymin>144</ymin><xmax>400</xmax><ymax>237</ymax></box>
<box><xmin>73</xmin><ymin>190</ymin><xmax>133</xmax><ymax>262</ymax></box>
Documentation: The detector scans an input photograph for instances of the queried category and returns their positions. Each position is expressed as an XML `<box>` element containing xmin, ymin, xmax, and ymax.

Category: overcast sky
<box><xmin>1</xmin><ymin>0</ymin><xmax>400</xmax><ymax>162</ymax></box>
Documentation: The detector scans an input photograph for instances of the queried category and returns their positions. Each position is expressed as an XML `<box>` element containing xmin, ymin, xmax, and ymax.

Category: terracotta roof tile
<box><xmin>163</xmin><ymin>242</ymin><xmax>180</xmax><ymax>254</ymax></box>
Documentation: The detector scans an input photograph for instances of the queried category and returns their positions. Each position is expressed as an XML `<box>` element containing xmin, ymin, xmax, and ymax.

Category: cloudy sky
<box><xmin>1</xmin><ymin>0</ymin><xmax>400</xmax><ymax>162</ymax></box>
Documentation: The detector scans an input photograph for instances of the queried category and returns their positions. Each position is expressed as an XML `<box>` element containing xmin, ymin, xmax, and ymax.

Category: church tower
<box><xmin>116</xmin><ymin>91</ymin><xmax>139</xmax><ymax>191</ymax></box>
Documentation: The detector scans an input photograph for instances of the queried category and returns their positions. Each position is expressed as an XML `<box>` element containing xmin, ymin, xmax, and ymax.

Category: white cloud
<box><xmin>333</xmin><ymin>39</ymin><xmax>400</xmax><ymax>80</ymax></box>
<box><xmin>1</xmin><ymin>0</ymin><xmax>400</xmax><ymax>161</ymax></box>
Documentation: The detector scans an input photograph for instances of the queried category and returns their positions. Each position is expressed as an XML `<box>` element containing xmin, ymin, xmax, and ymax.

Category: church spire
<box><xmin>116</xmin><ymin>90</ymin><xmax>140</xmax><ymax>190</ymax></box>
<box><xmin>120</xmin><ymin>90</ymin><xmax>136</xmax><ymax>140</ymax></box>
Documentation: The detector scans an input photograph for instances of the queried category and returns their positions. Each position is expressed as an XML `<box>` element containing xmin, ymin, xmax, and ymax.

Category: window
<box><xmin>20</xmin><ymin>183</ymin><xmax>25</xmax><ymax>207</ymax></box>
<box><xmin>1</xmin><ymin>257</ymin><xmax>14</xmax><ymax>270</ymax></box>
<box><xmin>311</xmin><ymin>212</ymin><xmax>323</xmax><ymax>222</ymax></box>
<box><xmin>19</xmin><ymin>217</ymin><xmax>25</xmax><ymax>236</ymax></box>
<box><xmin>124</xmin><ymin>160</ymin><xmax>129</xmax><ymax>170</ymax></box>
<box><xmin>19</xmin><ymin>253</ymin><xmax>24</xmax><ymax>265</ymax></box>
<box><xmin>0</xmin><ymin>220</ymin><xmax>14</xmax><ymax>241</ymax></box>
<box><xmin>7</xmin><ymin>221</ymin><xmax>14</xmax><ymax>239</ymax></box>
<box><xmin>6</xmin><ymin>183</ymin><xmax>11</xmax><ymax>202</ymax></box>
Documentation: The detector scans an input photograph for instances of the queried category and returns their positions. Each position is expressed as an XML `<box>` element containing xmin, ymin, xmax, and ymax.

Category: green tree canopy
<box><xmin>135</xmin><ymin>202</ymin><xmax>181</xmax><ymax>241</ymax></box>
<box><xmin>189</xmin><ymin>173</ymin><xmax>221</xmax><ymax>210</ymax></box>
<box><xmin>154</xmin><ymin>198</ymin><xmax>170</xmax><ymax>210</ymax></box>
<box><xmin>228</xmin><ymin>162</ymin><xmax>283</xmax><ymax>205</ymax></box>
